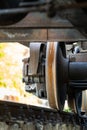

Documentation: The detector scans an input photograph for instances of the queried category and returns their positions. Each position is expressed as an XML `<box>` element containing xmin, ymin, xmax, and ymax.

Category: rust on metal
<box><xmin>0</xmin><ymin>29</ymin><xmax>47</xmax><ymax>42</ymax></box>
<box><xmin>0</xmin><ymin>28</ymin><xmax>86</xmax><ymax>42</ymax></box>
<box><xmin>0</xmin><ymin>13</ymin><xmax>73</xmax><ymax>28</ymax></box>
<box><xmin>46</xmin><ymin>42</ymin><xmax>58</xmax><ymax>109</ymax></box>
<box><xmin>48</xmin><ymin>29</ymin><xmax>87</xmax><ymax>42</ymax></box>
<box><xmin>0</xmin><ymin>12</ymin><xmax>86</xmax><ymax>42</ymax></box>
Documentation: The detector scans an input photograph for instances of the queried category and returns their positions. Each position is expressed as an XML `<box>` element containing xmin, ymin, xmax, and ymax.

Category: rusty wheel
<box><xmin>46</xmin><ymin>42</ymin><xmax>66</xmax><ymax>110</ymax></box>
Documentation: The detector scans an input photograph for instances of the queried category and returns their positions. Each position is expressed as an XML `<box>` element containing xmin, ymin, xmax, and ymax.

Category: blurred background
<box><xmin>0</xmin><ymin>43</ymin><xmax>45</xmax><ymax>106</ymax></box>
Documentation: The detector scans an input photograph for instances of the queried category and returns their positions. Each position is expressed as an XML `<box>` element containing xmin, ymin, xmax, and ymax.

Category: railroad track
<box><xmin>0</xmin><ymin>101</ymin><xmax>87</xmax><ymax>129</ymax></box>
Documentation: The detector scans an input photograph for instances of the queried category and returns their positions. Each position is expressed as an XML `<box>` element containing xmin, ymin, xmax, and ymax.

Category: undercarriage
<box><xmin>0</xmin><ymin>0</ymin><xmax>87</xmax><ymax>129</ymax></box>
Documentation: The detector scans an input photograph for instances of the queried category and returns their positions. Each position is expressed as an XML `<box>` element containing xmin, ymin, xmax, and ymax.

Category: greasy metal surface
<box><xmin>48</xmin><ymin>29</ymin><xmax>86</xmax><ymax>41</ymax></box>
<box><xmin>0</xmin><ymin>28</ymin><xmax>86</xmax><ymax>42</ymax></box>
<box><xmin>0</xmin><ymin>12</ymin><xmax>86</xmax><ymax>42</ymax></box>
<box><xmin>69</xmin><ymin>62</ymin><xmax>87</xmax><ymax>80</ymax></box>
<box><xmin>0</xmin><ymin>13</ymin><xmax>73</xmax><ymax>28</ymax></box>
<box><xmin>54</xmin><ymin>0</ymin><xmax>87</xmax><ymax>37</ymax></box>
<box><xmin>0</xmin><ymin>29</ymin><xmax>47</xmax><ymax>42</ymax></box>
<box><xmin>57</xmin><ymin>6</ymin><xmax>87</xmax><ymax>28</ymax></box>
<box><xmin>0</xmin><ymin>0</ymin><xmax>87</xmax><ymax>40</ymax></box>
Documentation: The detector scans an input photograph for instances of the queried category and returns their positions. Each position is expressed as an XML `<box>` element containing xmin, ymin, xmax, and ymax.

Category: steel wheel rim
<box><xmin>46</xmin><ymin>42</ymin><xmax>66</xmax><ymax>110</ymax></box>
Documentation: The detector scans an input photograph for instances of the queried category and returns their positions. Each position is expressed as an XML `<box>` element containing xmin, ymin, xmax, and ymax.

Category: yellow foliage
<box><xmin>0</xmin><ymin>43</ymin><xmax>29</xmax><ymax>93</ymax></box>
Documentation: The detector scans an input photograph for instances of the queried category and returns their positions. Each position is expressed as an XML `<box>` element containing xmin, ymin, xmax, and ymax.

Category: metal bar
<box><xmin>69</xmin><ymin>62</ymin><xmax>87</xmax><ymax>80</ymax></box>
<box><xmin>0</xmin><ymin>7</ymin><xmax>73</xmax><ymax>28</ymax></box>
<box><xmin>0</xmin><ymin>6</ymin><xmax>47</xmax><ymax>16</ymax></box>
<box><xmin>19</xmin><ymin>0</ymin><xmax>51</xmax><ymax>7</ymax></box>
<box><xmin>0</xmin><ymin>13</ymin><xmax>73</xmax><ymax>28</ymax></box>
<box><xmin>48</xmin><ymin>29</ymin><xmax>86</xmax><ymax>42</ymax></box>
<box><xmin>0</xmin><ymin>1</ymin><xmax>87</xmax><ymax>17</ymax></box>
<box><xmin>0</xmin><ymin>28</ymin><xmax>86</xmax><ymax>42</ymax></box>
<box><xmin>0</xmin><ymin>29</ymin><xmax>47</xmax><ymax>42</ymax></box>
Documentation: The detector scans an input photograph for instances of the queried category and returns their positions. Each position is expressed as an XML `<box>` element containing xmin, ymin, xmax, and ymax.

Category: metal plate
<box><xmin>0</xmin><ymin>28</ymin><xmax>86</xmax><ymax>42</ymax></box>
<box><xmin>0</xmin><ymin>13</ymin><xmax>73</xmax><ymax>28</ymax></box>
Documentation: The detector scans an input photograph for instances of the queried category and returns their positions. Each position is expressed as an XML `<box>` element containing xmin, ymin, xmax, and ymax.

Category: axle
<box><xmin>69</xmin><ymin>62</ymin><xmax>87</xmax><ymax>80</ymax></box>
<box><xmin>22</xmin><ymin>42</ymin><xmax>87</xmax><ymax>115</ymax></box>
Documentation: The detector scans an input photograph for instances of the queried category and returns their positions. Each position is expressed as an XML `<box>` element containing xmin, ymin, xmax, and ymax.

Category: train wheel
<box><xmin>45</xmin><ymin>42</ymin><xmax>66</xmax><ymax>110</ymax></box>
